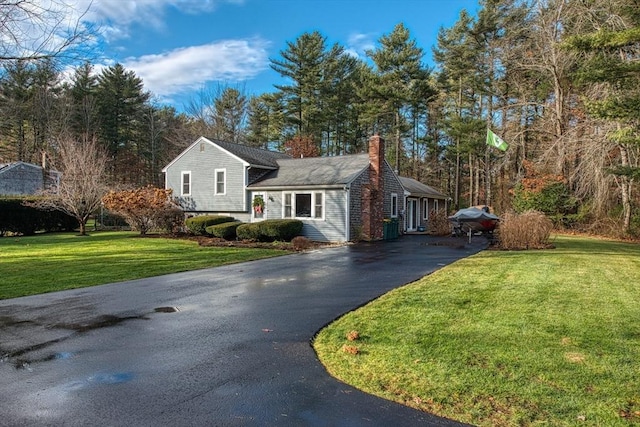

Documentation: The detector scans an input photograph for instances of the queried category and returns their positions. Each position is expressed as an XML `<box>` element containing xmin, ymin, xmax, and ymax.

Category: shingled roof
<box><xmin>398</xmin><ymin>176</ymin><xmax>447</xmax><ymax>199</ymax></box>
<box><xmin>212</xmin><ymin>139</ymin><xmax>290</xmax><ymax>168</ymax></box>
<box><xmin>249</xmin><ymin>154</ymin><xmax>370</xmax><ymax>188</ymax></box>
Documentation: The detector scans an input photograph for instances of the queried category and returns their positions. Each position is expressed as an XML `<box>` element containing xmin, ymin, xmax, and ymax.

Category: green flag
<box><xmin>486</xmin><ymin>128</ymin><xmax>508</xmax><ymax>151</ymax></box>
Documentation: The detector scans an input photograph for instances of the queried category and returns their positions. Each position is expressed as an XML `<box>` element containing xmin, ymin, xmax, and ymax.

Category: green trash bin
<box><xmin>391</xmin><ymin>218</ymin><xmax>399</xmax><ymax>238</ymax></box>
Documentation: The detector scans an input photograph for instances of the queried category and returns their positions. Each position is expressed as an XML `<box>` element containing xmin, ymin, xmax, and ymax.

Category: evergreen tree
<box><xmin>0</xmin><ymin>60</ymin><xmax>61</xmax><ymax>163</ymax></box>
<box><xmin>66</xmin><ymin>62</ymin><xmax>99</xmax><ymax>140</ymax></box>
<box><xmin>213</xmin><ymin>87</ymin><xmax>247</xmax><ymax>143</ymax></box>
<box><xmin>95</xmin><ymin>63</ymin><xmax>150</xmax><ymax>183</ymax></box>
<box><xmin>246</xmin><ymin>93</ymin><xmax>285</xmax><ymax>149</ymax></box>
<box><xmin>366</xmin><ymin>23</ymin><xmax>428</xmax><ymax>174</ymax></box>
<box><xmin>433</xmin><ymin>11</ymin><xmax>481</xmax><ymax>208</ymax></box>
<box><xmin>270</xmin><ymin>31</ymin><xmax>350</xmax><ymax>151</ymax></box>
<box><xmin>566</xmin><ymin>0</ymin><xmax>640</xmax><ymax>233</ymax></box>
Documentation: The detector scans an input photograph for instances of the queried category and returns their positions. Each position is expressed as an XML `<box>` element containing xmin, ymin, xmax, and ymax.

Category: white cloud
<box><xmin>68</xmin><ymin>0</ymin><xmax>244</xmax><ymax>40</ymax></box>
<box><xmin>345</xmin><ymin>32</ymin><xmax>377</xmax><ymax>58</ymax></box>
<box><xmin>121</xmin><ymin>38</ymin><xmax>270</xmax><ymax>97</ymax></box>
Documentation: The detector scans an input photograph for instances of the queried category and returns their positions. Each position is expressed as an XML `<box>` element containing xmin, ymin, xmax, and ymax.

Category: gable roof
<box><xmin>213</xmin><ymin>139</ymin><xmax>290</xmax><ymax>168</ymax></box>
<box><xmin>0</xmin><ymin>161</ymin><xmax>43</xmax><ymax>174</ymax></box>
<box><xmin>248</xmin><ymin>154</ymin><xmax>370</xmax><ymax>188</ymax></box>
<box><xmin>162</xmin><ymin>136</ymin><xmax>290</xmax><ymax>172</ymax></box>
<box><xmin>398</xmin><ymin>176</ymin><xmax>447</xmax><ymax>199</ymax></box>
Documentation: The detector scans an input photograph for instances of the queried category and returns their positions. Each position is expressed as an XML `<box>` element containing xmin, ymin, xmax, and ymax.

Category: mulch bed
<box><xmin>144</xmin><ymin>233</ymin><xmax>338</xmax><ymax>251</ymax></box>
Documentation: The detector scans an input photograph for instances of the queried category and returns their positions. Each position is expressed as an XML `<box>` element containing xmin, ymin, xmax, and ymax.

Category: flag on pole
<box><xmin>486</xmin><ymin>128</ymin><xmax>508</xmax><ymax>151</ymax></box>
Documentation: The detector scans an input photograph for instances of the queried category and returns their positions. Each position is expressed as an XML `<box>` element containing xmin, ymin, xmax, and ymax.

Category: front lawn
<box><xmin>0</xmin><ymin>231</ymin><xmax>288</xmax><ymax>299</ymax></box>
<box><xmin>314</xmin><ymin>235</ymin><xmax>640</xmax><ymax>426</ymax></box>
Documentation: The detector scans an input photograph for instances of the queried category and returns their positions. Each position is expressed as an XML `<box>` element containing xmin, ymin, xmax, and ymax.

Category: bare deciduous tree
<box><xmin>0</xmin><ymin>0</ymin><xmax>94</xmax><ymax>63</ymax></box>
<box><xmin>29</xmin><ymin>135</ymin><xmax>109</xmax><ymax>235</ymax></box>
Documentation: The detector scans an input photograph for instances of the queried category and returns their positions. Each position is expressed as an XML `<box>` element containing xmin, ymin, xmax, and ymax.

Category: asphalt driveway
<box><xmin>0</xmin><ymin>235</ymin><xmax>486</xmax><ymax>426</ymax></box>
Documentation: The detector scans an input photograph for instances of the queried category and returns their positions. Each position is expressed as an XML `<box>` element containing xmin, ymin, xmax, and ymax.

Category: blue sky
<box><xmin>68</xmin><ymin>0</ymin><xmax>479</xmax><ymax>111</ymax></box>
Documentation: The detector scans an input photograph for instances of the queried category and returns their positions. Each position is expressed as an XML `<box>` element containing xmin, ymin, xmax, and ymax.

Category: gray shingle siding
<box><xmin>0</xmin><ymin>162</ymin><xmax>45</xmax><ymax>196</ymax></box>
<box><xmin>348</xmin><ymin>170</ymin><xmax>367</xmax><ymax>241</ymax></box>
<box><xmin>346</xmin><ymin>161</ymin><xmax>402</xmax><ymax>240</ymax></box>
<box><xmin>382</xmin><ymin>162</ymin><xmax>404</xmax><ymax>218</ymax></box>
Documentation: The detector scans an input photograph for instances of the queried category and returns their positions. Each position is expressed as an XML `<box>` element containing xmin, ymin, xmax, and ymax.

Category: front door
<box><xmin>407</xmin><ymin>199</ymin><xmax>418</xmax><ymax>231</ymax></box>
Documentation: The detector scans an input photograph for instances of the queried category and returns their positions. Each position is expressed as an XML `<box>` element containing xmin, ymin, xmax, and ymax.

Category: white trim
<box><xmin>423</xmin><ymin>198</ymin><xmax>429</xmax><ymax>220</ymax></box>
<box><xmin>390</xmin><ymin>192</ymin><xmax>398</xmax><ymax>218</ymax></box>
<box><xmin>214</xmin><ymin>168</ymin><xmax>226</xmax><ymax>195</ymax></box>
<box><xmin>344</xmin><ymin>186</ymin><xmax>350</xmax><ymax>241</ymax></box>
<box><xmin>181</xmin><ymin>171</ymin><xmax>191</xmax><ymax>196</ymax></box>
<box><xmin>282</xmin><ymin>190</ymin><xmax>325</xmax><ymax>220</ymax></box>
<box><xmin>162</xmin><ymin>136</ymin><xmax>250</xmax><ymax>172</ymax></box>
<box><xmin>407</xmin><ymin>198</ymin><xmax>418</xmax><ymax>231</ymax></box>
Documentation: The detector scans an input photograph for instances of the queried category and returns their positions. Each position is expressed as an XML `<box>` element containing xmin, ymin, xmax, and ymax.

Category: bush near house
<box><xmin>185</xmin><ymin>215</ymin><xmax>235</xmax><ymax>235</ymax></box>
<box><xmin>236</xmin><ymin>219</ymin><xmax>303</xmax><ymax>242</ymax></box>
<box><xmin>206</xmin><ymin>221</ymin><xmax>242</xmax><ymax>240</ymax></box>
<box><xmin>102</xmin><ymin>187</ymin><xmax>182</xmax><ymax>235</ymax></box>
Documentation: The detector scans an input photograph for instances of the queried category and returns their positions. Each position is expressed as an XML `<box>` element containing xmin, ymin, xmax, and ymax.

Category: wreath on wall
<box><xmin>252</xmin><ymin>195</ymin><xmax>265</xmax><ymax>214</ymax></box>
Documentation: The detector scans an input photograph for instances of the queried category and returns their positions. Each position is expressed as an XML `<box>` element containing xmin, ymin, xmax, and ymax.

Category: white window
<box><xmin>215</xmin><ymin>169</ymin><xmax>226</xmax><ymax>195</ymax></box>
<box><xmin>314</xmin><ymin>192</ymin><xmax>323</xmax><ymax>219</ymax></box>
<box><xmin>423</xmin><ymin>199</ymin><xmax>429</xmax><ymax>220</ymax></box>
<box><xmin>181</xmin><ymin>171</ymin><xmax>191</xmax><ymax>196</ymax></box>
<box><xmin>283</xmin><ymin>193</ymin><xmax>293</xmax><ymax>218</ymax></box>
<box><xmin>282</xmin><ymin>191</ymin><xmax>324</xmax><ymax>220</ymax></box>
<box><xmin>391</xmin><ymin>193</ymin><xmax>398</xmax><ymax>218</ymax></box>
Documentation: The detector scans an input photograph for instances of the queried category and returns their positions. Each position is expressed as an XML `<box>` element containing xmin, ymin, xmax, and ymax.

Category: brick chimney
<box><xmin>361</xmin><ymin>135</ymin><xmax>385</xmax><ymax>241</ymax></box>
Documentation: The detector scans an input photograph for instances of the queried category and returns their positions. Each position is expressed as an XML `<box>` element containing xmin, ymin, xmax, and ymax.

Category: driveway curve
<box><xmin>0</xmin><ymin>235</ymin><xmax>486</xmax><ymax>426</ymax></box>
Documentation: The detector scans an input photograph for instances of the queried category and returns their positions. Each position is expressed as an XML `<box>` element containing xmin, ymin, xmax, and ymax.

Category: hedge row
<box><xmin>0</xmin><ymin>198</ymin><xmax>78</xmax><ymax>236</ymax></box>
<box><xmin>185</xmin><ymin>215</ymin><xmax>235</xmax><ymax>235</ymax></box>
<box><xmin>236</xmin><ymin>219</ymin><xmax>303</xmax><ymax>242</ymax></box>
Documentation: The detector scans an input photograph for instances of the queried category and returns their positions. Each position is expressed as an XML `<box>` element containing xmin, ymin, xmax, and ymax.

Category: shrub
<box><xmin>154</xmin><ymin>207</ymin><xmax>185</xmax><ymax>234</ymax></box>
<box><xmin>291</xmin><ymin>236</ymin><xmax>312</xmax><ymax>250</ymax></box>
<box><xmin>0</xmin><ymin>197</ymin><xmax>78</xmax><ymax>236</ymax></box>
<box><xmin>102</xmin><ymin>187</ymin><xmax>182</xmax><ymax>235</ymax></box>
<box><xmin>428</xmin><ymin>209</ymin><xmax>451</xmax><ymax>236</ymax></box>
<box><xmin>259</xmin><ymin>219</ymin><xmax>303</xmax><ymax>241</ymax></box>
<box><xmin>236</xmin><ymin>222</ymin><xmax>261</xmax><ymax>241</ymax></box>
<box><xmin>206</xmin><ymin>221</ymin><xmax>242</xmax><ymax>240</ymax></box>
<box><xmin>185</xmin><ymin>215</ymin><xmax>235</xmax><ymax>235</ymax></box>
<box><xmin>497</xmin><ymin>210</ymin><xmax>553</xmax><ymax>250</ymax></box>
<box><xmin>236</xmin><ymin>219</ymin><xmax>303</xmax><ymax>242</ymax></box>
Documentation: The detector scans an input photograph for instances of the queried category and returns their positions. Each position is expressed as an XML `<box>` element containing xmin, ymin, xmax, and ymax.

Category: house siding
<box><xmin>382</xmin><ymin>162</ymin><xmax>404</xmax><ymax>219</ymax></box>
<box><xmin>253</xmin><ymin>189</ymin><xmax>347</xmax><ymax>242</ymax></box>
<box><xmin>166</xmin><ymin>142</ymin><xmax>248</xmax><ymax>213</ymax></box>
<box><xmin>348</xmin><ymin>171</ymin><xmax>367</xmax><ymax>241</ymax></box>
<box><xmin>346</xmin><ymin>161</ymin><xmax>402</xmax><ymax>241</ymax></box>
<box><xmin>0</xmin><ymin>163</ymin><xmax>44</xmax><ymax>196</ymax></box>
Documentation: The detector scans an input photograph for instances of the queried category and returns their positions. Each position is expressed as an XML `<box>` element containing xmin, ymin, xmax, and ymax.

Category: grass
<box><xmin>0</xmin><ymin>231</ymin><xmax>288</xmax><ymax>300</ymax></box>
<box><xmin>313</xmin><ymin>235</ymin><xmax>640</xmax><ymax>426</ymax></box>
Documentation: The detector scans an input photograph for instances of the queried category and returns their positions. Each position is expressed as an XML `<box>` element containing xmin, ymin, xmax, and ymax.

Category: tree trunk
<box><xmin>619</xmin><ymin>143</ymin><xmax>633</xmax><ymax>233</ymax></box>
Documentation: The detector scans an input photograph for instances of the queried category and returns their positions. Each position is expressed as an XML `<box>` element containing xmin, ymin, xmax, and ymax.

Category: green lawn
<box><xmin>0</xmin><ymin>231</ymin><xmax>288</xmax><ymax>299</ymax></box>
<box><xmin>313</xmin><ymin>235</ymin><xmax>640</xmax><ymax>426</ymax></box>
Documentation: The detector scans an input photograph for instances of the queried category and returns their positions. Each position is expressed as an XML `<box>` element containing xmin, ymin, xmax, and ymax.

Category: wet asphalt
<box><xmin>0</xmin><ymin>234</ymin><xmax>487</xmax><ymax>426</ymax></box>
